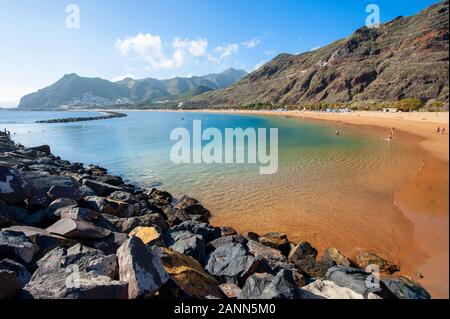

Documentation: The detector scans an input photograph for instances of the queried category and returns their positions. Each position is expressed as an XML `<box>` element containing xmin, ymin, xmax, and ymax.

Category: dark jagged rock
<box><xmin>82</xmin><ymin>195</ymin><xmax>107</xmax><ymax>212</ymax></box>
<box><xmin>219</xmin><ymin>283</ymin><xmax>241</xmax><ymax>299</ymax></box>
<box><xmin>90</xmin><ymin>232</ymin><xmax>128</xmax><ymax>255</ymax></box>
<box><xmin>382</xmin><ymin>276</ymin><xmax>431</xmax><ymax>299</ymax></box>
<box><xmin>150</xmin><ymin>189</ymin><xmax>173</xmax><ymax>201</ymax></box>
<box><xmin>242</xmin><ymin>231</ymin><xmax>260</xmax><ymax>242</ymax></box>
<box><xmin>205</xmin><ymin>241</ymin><xmax>259</xmax><ymax>285</ymax></box>
<box><xmin>100</xmin><ymin>213</ymin><xmax>168</xmax><ymax>234</ymax></box>
<box><xmin>326</xmin><ymin>266</ymin><xmax>396</xmax><ymax>299</ymax></box>
<box><xmin>238</xmin><ymin>273</ymin><xmax>274</xmax><ymax>299</ymax></box>
<box><xmin>23</xmin><ymin>244</ymin><xmax>127</xmax><ymax>299</ymax></box>
<box><xmin>35</xmin><ymin>112</ymin><xmax>127</xmax><ymax>124</ymax></box>
<box><xmin>101</xmin><ymin>198</ymin><xmax>140</xmax><ymax>218</ymax></box>
<box><xmin>82</xmin><ymin>179</ymin><xmax>124</xmax><ymax>197</ymax></box>
<box><xmin>3</xmin><ymin>225</ymin><xmax>75</xmax><ymax>256</ymax></box>
<box><xmin>0</xmin><ymin>258</ymin><xmax>31</xmax><ymax>287</ymax></box>
<box><xmin>258</xmin><ymin>232</ymin><xmax>291</xmax><ymax>256</ymax></box>
<box><xmin>47</xmin><ymin>185</ymin><xmax>83</xmax><ymax>201</ymax></box>
<box><xmin>0</xmin><ymin>270</ymin><xmax>22</xmax><ymax>299</ymax></box>
<box><xmin>84</xmin><ymin>175</ymin><xmax>124</xmax><ymax>187</ymax></box>
<box><xmin>28</xmin><ymin>145</ymin><xmax>51</xmax><ymax>155</ymax></box>
<box><xmin>260</xmin><ymin>269</ymin><xmax>300</xmax><ymax>299</ymax></box>
<box><xmin>59</xmin><ymin>206</ymin><xmax>100</xmax><ymax>222</ymax></box>
<box><xmin>171</xmin><ymin>220</ymin><xmax>221</xmax><ymax>242</ymax></box>
<box><xmin>354</xmin><ymin>251</ymin><xmax>400</xmax><ymax>275</ymax></box>
<box><xmin>165</xmin><ymin>230</ymin><xmax>206</xmax><ymax>264</ymax></box>
<box><xmin>288</xmin><ymin>242</ymin><xmax>332</xmax><ymax>278</ymax></box>
<box><xmin>78</xmin><ymin>185</ymin><xmax>97</xmax><ymax>197</ymax></box>
<box><xmin>322</xmin><ymin>247</ymin><xmax>351</xmax><ymax>267</ymax></box>
<box><xmin>23</xmin><ymin>210</ymin><xmax>47</xmax><ymax>227</ymax></box>
<box><xmin>157</xmin><ymin>247</ymin><xmax>223</xmax><ymax>299</ymax></box>
<box><xmin>0</xmin><ymin>166</ymin><xmax>33</xmax><ymax>204</ymax></box>
<box><xmin>0</xmin><ymin>204</ymin><xmax>29</xmax><ymax>227</ymax></box>
<box><xmin>207</xmin><ymin>235</ymin><xmax>247</xmax><ymax>252</ymax></box>
<box><xmin>164</xmin><ymin>207</ymin><xmax>191</xmax><ymax>226</ymax></box>
<box><xmin>108</xmin><ymin>191</ymin><xmax>138</xmax><ymax>204</ymax></box>
<box><xmin>23</xmin><ymin>171</ymin><xmax>79</xmax><ymax>209</ymax></box>
<box><xmin>246</xmin><ymin>240</ymin><xmax>290</xmax><ymax>272</ymax></box>
<box><xmin>46</xmin><ymin>219</ymin><xmax>111</xmax><ymax>240</ymax></box>
<box><xmin>44</xmin><ymin>198</ymin><xmax>78</xmax><ymax>222</ymax></box>
<box><xmin>239</xmin><ymin>269</ymin><xmax>299</xmax><ymax>299</ymax></box>
<box><xmin>117</xmin><ymin>237</ymin><xmax>169</xmax><ymax>299</ymax></box>
<box><xmin>220</xmin><ymin>227</ymin><xmax>238</xmax><ymax>237</ymax></box>
<box><xmin>0</xmin><ymin>230</ymin><xmax>39</xmax><ymax>264</ymax></box>
<box><xmin>148</xmin><ymin>189</ymin><xmax>173</xmax><ymax>208</ymax></box>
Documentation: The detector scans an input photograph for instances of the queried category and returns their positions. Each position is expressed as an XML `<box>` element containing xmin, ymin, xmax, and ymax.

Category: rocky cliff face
<box><xmin>186</xmin><ymin>1</ymin><xmax>449</xmax><ymax>108</ymax></box>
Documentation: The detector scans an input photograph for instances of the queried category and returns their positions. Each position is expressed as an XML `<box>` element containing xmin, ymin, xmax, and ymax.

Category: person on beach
<box><xmin>442</xmin><ymin>127</ymin><xmax>446</xmax><ymax>135</ymax></box>
<box><xmin>336</xmin><ymin>129</ymin><xmax>340</xmax><ymax>136</ymax></box>
<box><xmin>437</xmin><ymin>126</ymin><xmax>441</xmax><ymax>134</ymax></box>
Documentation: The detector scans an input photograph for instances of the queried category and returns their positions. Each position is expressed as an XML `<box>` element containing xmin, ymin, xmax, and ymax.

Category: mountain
<box><xmin>18</xmin><ymin>68</ymin><xmax>247</xmax><ymax>110</ymax></box>
<box><xmin>185</xmin><ymin>1</ymin><xmax>449</xmax><ymax>109</ymax></box>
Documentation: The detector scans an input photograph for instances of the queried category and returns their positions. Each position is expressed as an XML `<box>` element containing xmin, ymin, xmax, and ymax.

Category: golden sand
<box><xmin>202</xmin><ymin>110</ymin><xmax>449</xmax><ymax>298</ymax></box>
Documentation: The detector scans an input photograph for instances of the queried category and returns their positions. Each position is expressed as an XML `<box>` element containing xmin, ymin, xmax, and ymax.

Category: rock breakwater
<box><xmin>35</xmin><ymin>111</ymin><xmax>127</xmax><ymax>124</ymax></box>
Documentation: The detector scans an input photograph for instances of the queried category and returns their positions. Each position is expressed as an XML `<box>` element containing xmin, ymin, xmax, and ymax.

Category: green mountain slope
<box><xmin>18</xmin><ymin>68</ymin><xmax>247</xmax><ymax>110</ymax></box>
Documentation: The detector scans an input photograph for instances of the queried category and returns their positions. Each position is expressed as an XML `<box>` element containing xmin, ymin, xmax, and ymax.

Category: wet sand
<box><xmin>203</xmin><ymin>110</ymin><xmax>449</xmax><ymax>299</ymax></box>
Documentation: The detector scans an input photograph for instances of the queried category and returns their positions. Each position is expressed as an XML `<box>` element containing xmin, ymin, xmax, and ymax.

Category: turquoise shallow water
<box><xmin>0</xmin><ymin>110</ymin><xmax>422</xmax><ymax>256</ymax></box>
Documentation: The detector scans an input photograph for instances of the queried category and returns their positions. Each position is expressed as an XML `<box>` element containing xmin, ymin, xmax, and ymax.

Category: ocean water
<box><xmin>0</xmin><ymin>110</ymin><xmax>423</xmax><ymax>261</ymax></box>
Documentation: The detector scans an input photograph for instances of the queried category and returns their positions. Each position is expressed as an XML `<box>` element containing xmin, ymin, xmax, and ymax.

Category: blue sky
<box><xmin>0</xmin><ymin>0</ymin><xmax>441</xmax><ymax>106</ymax></box>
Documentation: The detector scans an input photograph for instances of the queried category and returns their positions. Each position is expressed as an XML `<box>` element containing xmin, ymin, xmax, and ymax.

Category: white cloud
<box><xmin>243</xmin><ymin>37</ymin><xmax>261</xmax><ymax>48</ymax></box>
<box><xmin>0</xmin><ymin>87</ymin><xmax>36</xmax><ymax>107</ymax></box>
<box><xmin>111</xmin><ymin>74</ymin><xmax>135</xmax><ymax>82</ymax></box>
<box><xmin>213</xmin><ymin>43</ymin><xmax>239</xmax><ymax>59</ymax></box>
<box><xmin>115</xmin><ymin>33</ymin><xmax>208</xmax><ymax>70</ymax></box>
<box><xmin>310</xmin><ymin>46</ymin><xmax>321</xmax><ymax>51</ymax></box>
<box><xmin>172</xmin><ymin>38</ymin><xmax>208</xmax><ymax>57</ymax></box>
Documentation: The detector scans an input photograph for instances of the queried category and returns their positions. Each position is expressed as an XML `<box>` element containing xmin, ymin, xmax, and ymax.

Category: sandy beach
<box><xmin>95</xmin><ymin>108</ymin><xmax>449</xmax><ymax>298</ymax></box>
<box><xmin>197</xmin><ymin>109</ymin><xmax>449</xmax><ymax>298</ymax></box>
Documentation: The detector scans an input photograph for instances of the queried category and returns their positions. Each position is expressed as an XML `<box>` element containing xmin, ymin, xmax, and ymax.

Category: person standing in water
<box><xmin>388</xmin><ymin>131</ymin><xmax>393</xmax><ymax>141</ymax></box>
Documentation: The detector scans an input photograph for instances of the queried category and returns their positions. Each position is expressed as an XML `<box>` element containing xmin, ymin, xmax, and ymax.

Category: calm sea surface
<box><xmin>0</xmin><ymin>110</ymin><xmax>422</xmax><ymax>261</ymax></box>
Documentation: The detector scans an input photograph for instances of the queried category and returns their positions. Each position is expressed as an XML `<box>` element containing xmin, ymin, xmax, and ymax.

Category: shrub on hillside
<box><xmin>394</xmin><ymin>98</ymin><xmax>425</xmax><ymax>112</ymax></box>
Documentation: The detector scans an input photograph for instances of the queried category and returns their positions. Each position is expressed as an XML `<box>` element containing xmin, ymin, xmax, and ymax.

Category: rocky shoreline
<box><xmin>0</xmin><ymin>131</ymin><xmax>431</xmax><ymax>299</ymax></box>
<box><xmin>35</xmin><ymin>111</ymin><xmax>127</xmax><ymax>124</ymax></box>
